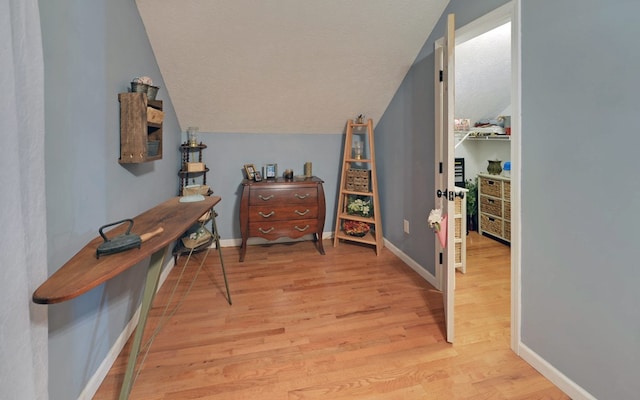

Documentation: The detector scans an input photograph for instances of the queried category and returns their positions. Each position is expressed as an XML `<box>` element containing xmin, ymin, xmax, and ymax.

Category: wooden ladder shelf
<box><xmin>333</xmin><ymin>119</ymin><xmax>383</xmax><ymax>255</ymax></box>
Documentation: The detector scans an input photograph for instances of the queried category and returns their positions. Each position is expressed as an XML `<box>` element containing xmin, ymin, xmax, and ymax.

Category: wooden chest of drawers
<box><xmin>239</xmin><ymin>176</ymin><xmax>326</xmax><ymax>261</ymax></box>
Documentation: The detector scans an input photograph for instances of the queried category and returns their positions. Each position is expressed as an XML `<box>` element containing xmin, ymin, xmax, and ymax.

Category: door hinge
<box><xmin>439</xmin><ymin>70</ymin><xmax>443</xmax><ymax>82</ymax></box>
<box><xmin>439</xmin><ymin>252</ymin><xmax>443</xmax><ymax>264</ymax></box>
<box><xmin>439</xmin><ymin>162</ymin><xmax>443</xmax><ymax>173</ymax></box>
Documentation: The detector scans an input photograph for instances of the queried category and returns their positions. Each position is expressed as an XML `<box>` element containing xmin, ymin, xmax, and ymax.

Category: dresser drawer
<box><xmin>480</xmin><ymin>214</ymin><xmax>503</xmax><ymax>237</ymax></box>
<box><xmin>479</xmin><ymin>176</ymin><xmax>502</xmax><ymax>197</ymax></box>
<box><xmin>249</xmin><ymin>187</ymin><xmax>318</xmax><ymax>206</ymax></box>
<box><xmin>480</xmin><ymin>195</ymin><xmax>502</xmax><ymax>217</ymax></box>
<box><xmin>248</xmin><ymin>205</ymin><xmax>318</xmax><ymax>221</ymax></box>
<box><xmin>249</xmin><ymin>219</ymin><xmax>318</xmax><ymax>240</ymax></box>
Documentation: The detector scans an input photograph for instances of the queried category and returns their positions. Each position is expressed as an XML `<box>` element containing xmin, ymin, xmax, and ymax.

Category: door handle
<box><xmin>437</xmin><ymin>188</ymin><xmax>464</xmax><ymax>201</ymax></box>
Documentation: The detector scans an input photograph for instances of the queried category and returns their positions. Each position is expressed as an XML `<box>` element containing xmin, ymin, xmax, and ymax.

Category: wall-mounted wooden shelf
<box><xmin>118</xmin><ymin>92</ymin><xmax>163</xmax><ymax>163</ymax></box>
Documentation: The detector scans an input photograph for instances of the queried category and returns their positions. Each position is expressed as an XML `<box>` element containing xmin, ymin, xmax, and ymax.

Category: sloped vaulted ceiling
<box><xmin>135</xmin><ymin>0</ymin><xmax>449</xmax><ymax>134</ymax></box>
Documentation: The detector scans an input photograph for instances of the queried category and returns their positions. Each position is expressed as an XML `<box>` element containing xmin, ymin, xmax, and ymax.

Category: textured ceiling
<box><xmin>135</xmin><ymin>0</ymin><xmax>449</xmax><ymax>134</ymax></box>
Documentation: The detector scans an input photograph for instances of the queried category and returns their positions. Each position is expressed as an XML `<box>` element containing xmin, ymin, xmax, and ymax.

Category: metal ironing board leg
<box><xmin>211</xmin><ymin>210</ymin><xmax>231</xmax><ymax>305</ymax></box>
<box><xmin>119</xmin><ymin>247</ymin><xmax>166</xmax><ymax>400</ymax></box>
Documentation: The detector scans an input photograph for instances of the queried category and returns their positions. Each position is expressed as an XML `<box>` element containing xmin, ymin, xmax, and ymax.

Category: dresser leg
<box><xmin>239</xmin><ymin>238</ymin><xmax>247</xmax><ymax>262</ymax></box>
<box><xmin>316</xmin><ymin>233</ymin><xmax>325</xmax><ymax>255</ymax></box>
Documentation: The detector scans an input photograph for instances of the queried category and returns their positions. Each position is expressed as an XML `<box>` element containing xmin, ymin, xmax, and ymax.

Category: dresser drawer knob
<box><xmin>258</xmin><ymin>194</ymin><xmax>275</xmax><ymax>201</ymax></box>
<box><xmin>294</xmin><ymin>193</ymin><xmax>310</xmax><ymax>199</ymax></box>
<box><xmin>294</xmin><ymin>225</ymin><xmax>310</xmax><ymax>232</ymax></box>
<box><xmin>258</xmin><ymin>227</ymin><xmax>275</xmax><ymax>234</ymax></box>
<box><xmin>258</xmin><ymin>211</ymin><xmax>275</xmax><ymax>218</ymax></box>
<box><xmin>294</xmin><ymin>209</ymin><xmax>310</xmax><ymax>216</ymax></box>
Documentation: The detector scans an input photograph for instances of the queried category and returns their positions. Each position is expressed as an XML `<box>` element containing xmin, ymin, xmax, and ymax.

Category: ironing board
<box><xmin>32</xmin><ymin>196</ymin><xmax>230</xmax><ymax>399</ymax></box>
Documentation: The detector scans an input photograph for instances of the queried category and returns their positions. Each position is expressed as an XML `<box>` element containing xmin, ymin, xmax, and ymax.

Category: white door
<box><xmin>434</xmin><ymin>14</ymin><xmax>456</xmax><ymax>343</ymax></box>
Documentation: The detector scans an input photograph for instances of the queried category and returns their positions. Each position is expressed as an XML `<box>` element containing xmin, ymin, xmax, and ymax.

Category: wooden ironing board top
<box><xmin>33</xmin><ymin>196</ymin><xmax>220</xmax><ymax>304</ymax></box>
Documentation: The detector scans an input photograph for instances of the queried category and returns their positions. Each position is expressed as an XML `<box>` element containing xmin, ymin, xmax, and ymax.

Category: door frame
<box><xmin>434</xmin><ymin>1</ymin><xmax>521</xmax><ymax>353</ymax></box>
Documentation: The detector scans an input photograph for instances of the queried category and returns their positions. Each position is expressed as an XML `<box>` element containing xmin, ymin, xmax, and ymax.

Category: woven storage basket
<box><xmin>481</xmin><ymin>214</ymin><xmax>502</xmax><ymax>237</ymax></box>
<box><xmin>504</xmin><ymin>181</ymin><xmax>511</xmax><ymax>201</ymax></box>
<box><xmin>480</xmin><ymin>196</ymin><xmax>502</xmax><ymax>217</ymax></box>
<box><xmin>480</xmin><ymin>177</ymin><xmax>501</xmax><ymax>197</ymax></box>
<box><xmin>345</xmin><ymin>168</ymin><xmax>370</xmax><ymax>192</ymax></box>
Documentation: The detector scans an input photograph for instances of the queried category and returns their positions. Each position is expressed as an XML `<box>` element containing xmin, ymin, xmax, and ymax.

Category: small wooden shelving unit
<box><xmin>118</xmin><ymin>92</ymin><xmax>163</xmax><ymax>163</ymax></box>
<box><xmin>334</xmin><ymin>119</ymin><xmax>383</xmax><ymax>255</ymax></box>
<box><xmin>173</xmin><ymin>143</ymin><xmax>215</xmax><ymax>260</ymax></box>
<box><xmin>178</xmin><ymin>143</ymin><xmax>210</xmax><ymax>196</ymax></box>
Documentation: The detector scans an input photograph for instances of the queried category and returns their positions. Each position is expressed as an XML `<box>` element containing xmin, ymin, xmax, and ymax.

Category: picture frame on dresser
<box><xmin>244</xmin><ymin>164</ymin><xmax>256</xmax><ymax>180</ymax></box>
<box><xmin>264</xmin><ymin>163</ymin><xmax>277</xmax><ymax>179</ymax></box>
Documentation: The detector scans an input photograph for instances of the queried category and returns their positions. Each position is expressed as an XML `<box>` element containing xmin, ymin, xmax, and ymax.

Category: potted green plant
<box><xmin>346</xmin><ymin>195</ymin><xmax>372</xmax><ymax>217</ymax></box>
<box><xmin>465</xmin><ymin>178</ymin><xmax>478</xmax><ymax>232</ymax></box>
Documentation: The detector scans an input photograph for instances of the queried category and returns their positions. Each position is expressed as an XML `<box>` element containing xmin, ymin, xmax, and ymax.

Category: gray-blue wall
<box><xmin>520</xmin><ymin>1</ymin><xmax>640</xmax><ymax>398</ymax></box>
<box><xmin>40</xmin><ymin>1</ymin><xmax>180</xmax><ymax>398</ymax></box>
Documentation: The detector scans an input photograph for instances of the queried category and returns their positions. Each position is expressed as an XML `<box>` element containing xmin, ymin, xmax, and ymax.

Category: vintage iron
<box><xmin>96</xmin><ymin>219</ymin><xmax>163</xmax><ymax>258</ymax></box>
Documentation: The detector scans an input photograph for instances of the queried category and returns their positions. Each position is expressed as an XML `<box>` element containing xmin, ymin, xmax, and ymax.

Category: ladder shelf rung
<box><xmin>335</xmin><ymin>231</ymin><xmax>376</xmax><ymax>245</ymax></box>
<box><xmin>338</xmin><ymin>213</ymin><xmax>375</xmax><ymax>223</ymax></box>
<box><xmin>346</xmin><ymin>158</ymin><xmax>372</xmax><ymax>163</ymax></box>
<box><xmin>341</xmin><ymin>190</ymin><xmax>373</xmax><ymax>196</ymax></box>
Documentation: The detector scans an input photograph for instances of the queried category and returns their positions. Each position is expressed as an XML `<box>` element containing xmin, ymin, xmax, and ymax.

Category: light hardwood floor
<box><xmin>94</xmin><ymin>232</ymin><xmax>569</xmax><ymax>399</ymax></box>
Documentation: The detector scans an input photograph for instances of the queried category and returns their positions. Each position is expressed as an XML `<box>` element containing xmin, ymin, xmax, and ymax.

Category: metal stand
<box><xmin>119</xmin><ymin>248</ymin><xmax>166</xmax><ymax>400</ymax></box>
<box><xmin>211</xmin><ymin>210</ymin><xmax>232</xmax><ymax>305</ymax></box>
<box><xmin>119</xmin><ymin>208</ymin><xmax>230</xmax><ymax>399</ymax></box>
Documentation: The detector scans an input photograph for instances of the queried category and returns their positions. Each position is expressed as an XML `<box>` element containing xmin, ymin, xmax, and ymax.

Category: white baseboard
<box><xmin>383</xmin><ymin>238</ymin><xmax>439</xmax><ymax>290</ymax></box>
<box><xmin>78</xmin><ymin>257</ymin><xmax>177</xmax><ymax>400</ymax></box>
<box><xmin>518</xmin><ymin>342</ymin><xmax>596</xmax><ymax>400</ymax></box>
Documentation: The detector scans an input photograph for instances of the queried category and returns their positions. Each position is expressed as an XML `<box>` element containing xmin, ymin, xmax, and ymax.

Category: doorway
<box><xmin>437</xmin><ymin>2</ymin><xmax>521</xmax><ymax>351</ymax></box>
